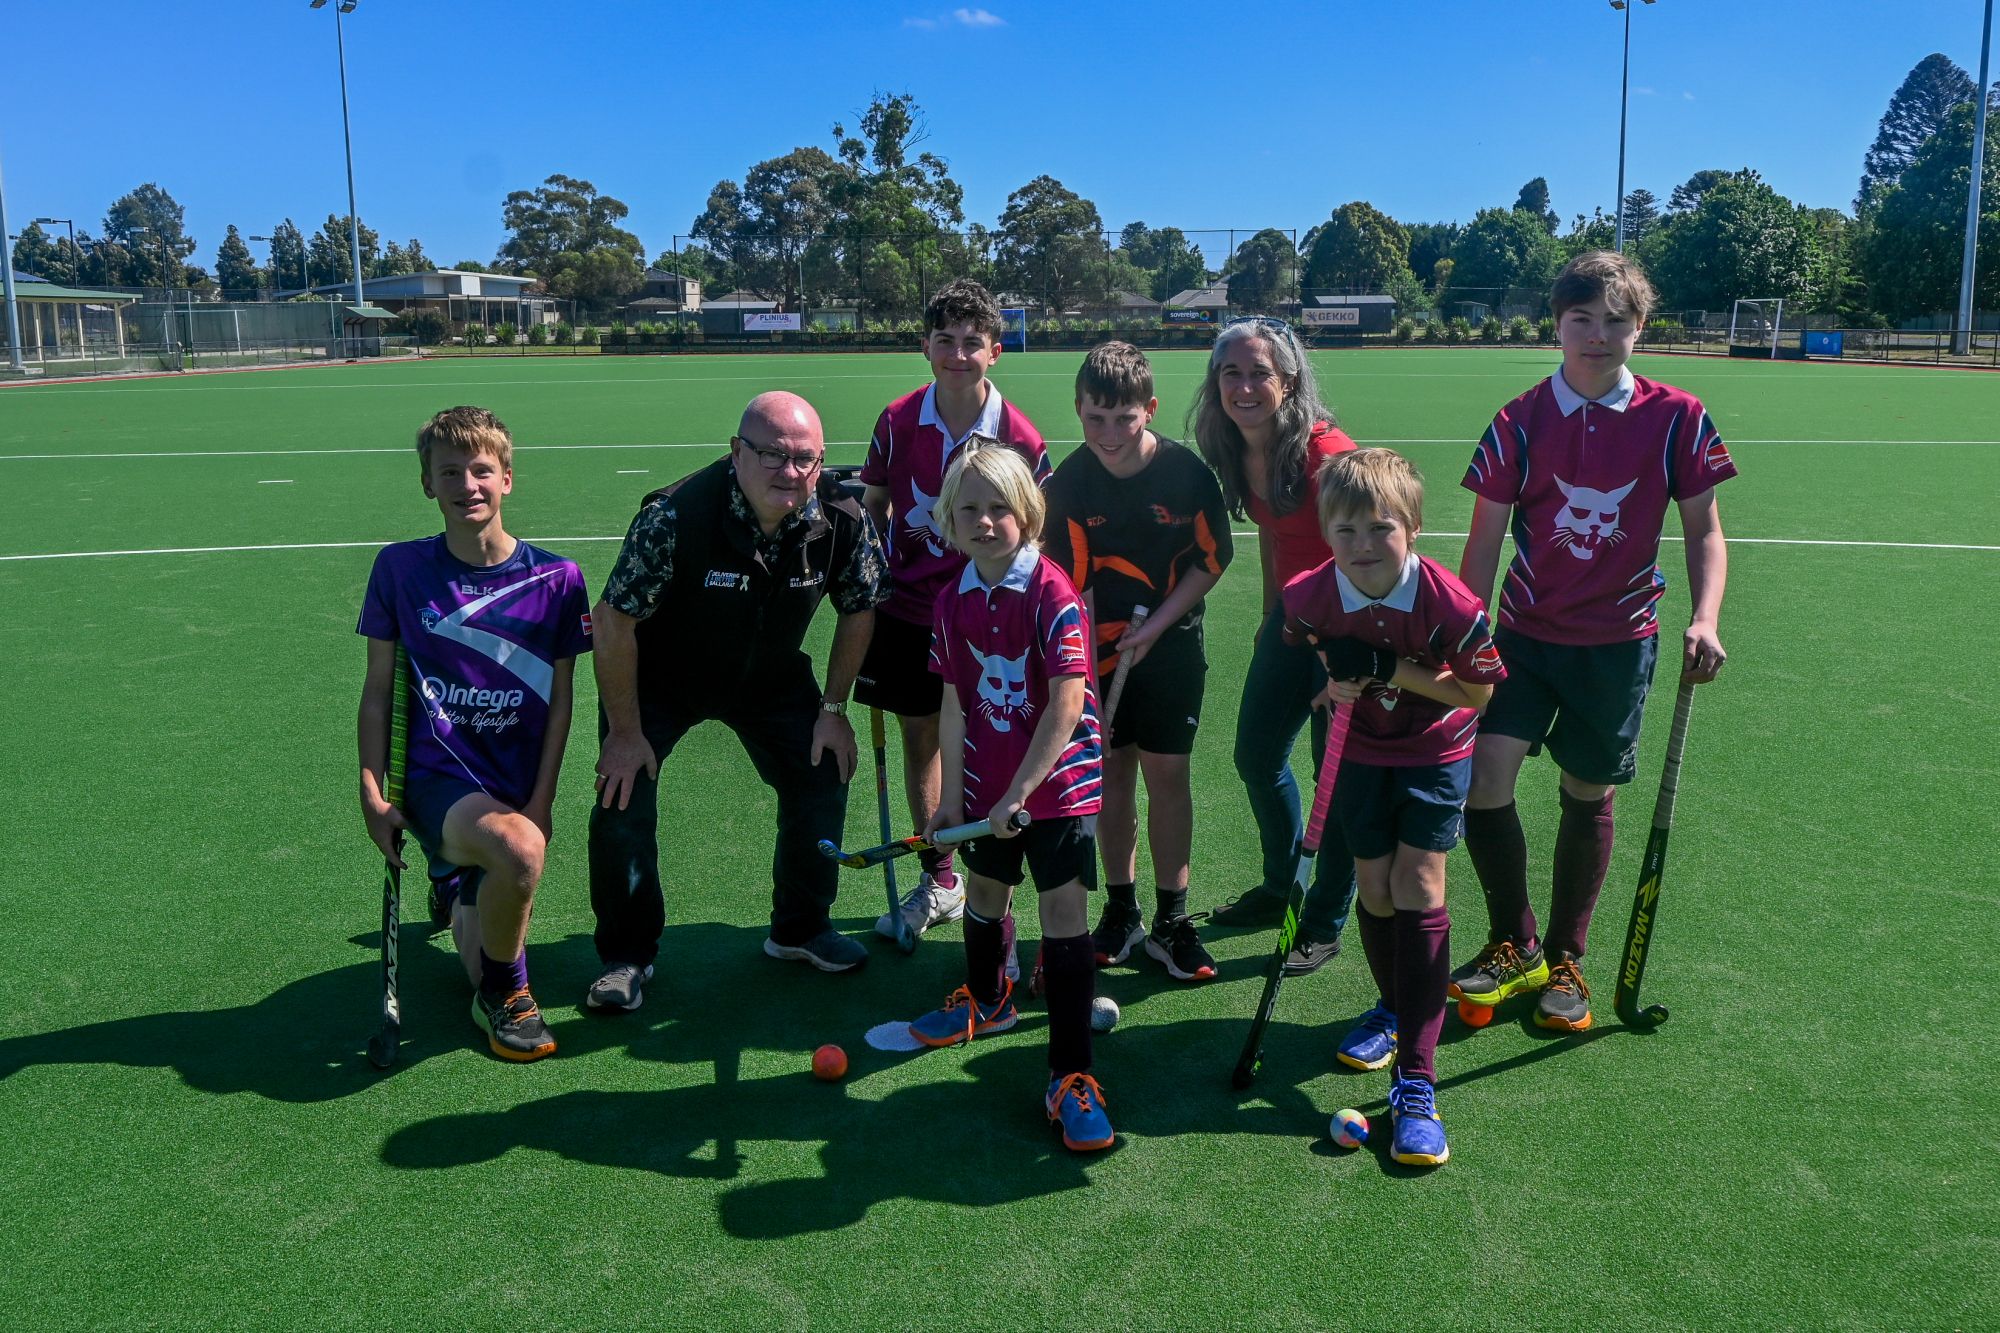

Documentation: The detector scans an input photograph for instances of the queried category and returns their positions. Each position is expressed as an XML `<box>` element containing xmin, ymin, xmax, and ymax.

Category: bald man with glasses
<box><xmin>585</xmin><ymin>391</ymin><xmax>888</xmax><ymax>1011</ymax></box>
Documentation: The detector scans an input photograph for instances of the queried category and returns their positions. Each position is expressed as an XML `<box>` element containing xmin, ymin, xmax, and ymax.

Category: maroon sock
<box><xmin>919</xmin><ymin>846</ymin><xmax>958</xmax><ymax>887</ymax></box>
<box><xmin>1042</xmin><ymin>933</ymin><xmax>1095</xmax><ymax>1077</ymax></box>
<box><xmin>1464</xmin><ymin>802</ymin><xmax>1537</xmax><ymax>949</ymax></box>
<box><xmin>1392</xmin><ymin>906</ymin><xmax>1450</xmax><ymax>1084</ymax></box>
<box><xmin>1547</xmin><ymin>789</ymin><xmax>1616</xmax><ymax>959</ymax></box>
<box><xmin>478</xmin><ymin>949</ymin><xmax>528</xmax><ymax>1001</ymax></box>
<box><xmin>1357</xmin><ymin>907</ymin><xmax>1397</xmax><ymax>1003</ymax></box>
<box><xmin>963</xmin><ymin>909</ymin><xmax>1007</xmax><ymax>1006</ymax></box>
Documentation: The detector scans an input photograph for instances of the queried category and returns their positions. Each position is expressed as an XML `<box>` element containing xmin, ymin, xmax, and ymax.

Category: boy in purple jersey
<box><xmin>357</xmin><ymin>407</ymin><xmax>593</xmax><ymax>1062</ymax></box>
<box><xmin>907</xmin><ymin>444</ymin><xmax>1114</xmax><ymax>1153</ymax></box>
<box><xmin>858</xmin><ymin>279</ymin><xmax>1050</xmax><ymax>946</ymax></box>
<box><xmin>1454</xmin><ymin>251</ymin><xmax>1735</xmax><ymax>1032</ymax></box>
<box><xmin>1282</xmin><ymin>449</ymin><xmax>1504</xmax><ymax>1167</ymax></box>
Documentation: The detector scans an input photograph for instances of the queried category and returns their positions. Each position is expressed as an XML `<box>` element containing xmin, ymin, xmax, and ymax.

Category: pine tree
<box><xmin>1858</xmin><ymin>53</ymin><xmax>1975</xmax><ymax>212</ymax></box>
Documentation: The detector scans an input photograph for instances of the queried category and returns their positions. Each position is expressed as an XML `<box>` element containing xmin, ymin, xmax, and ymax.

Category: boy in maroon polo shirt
<box><xmin>1282</xmin><ymin>448</ymin><xmax>1505</xmax><ymax>1167</ymax></box>
<box><xmin>1453</xmin><ymin>250</ymin><xmax>1735</xmax><ymax>1031</ymax></box>
<box><xmin>907</xmin><ymin>443</ymin><xmax>1113</xmax><ymax>1153</ymax></box>
<box><xmin>858</xmin><ymin>280</ymin><xmax>1050</xmax><ymax>943</ymax></box>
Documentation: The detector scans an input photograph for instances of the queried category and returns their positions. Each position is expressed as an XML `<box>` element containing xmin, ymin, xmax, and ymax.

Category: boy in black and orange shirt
<box><xmin>1044</xmin><ymin>343</ymin><xmax>1233</xmax><ymax>981</ymax></box>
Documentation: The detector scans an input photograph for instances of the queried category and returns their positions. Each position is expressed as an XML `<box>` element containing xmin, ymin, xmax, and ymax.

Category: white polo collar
<box><xmin>1550</xmin><ymin>365</ymin><xmax>1636</xmax><ymax>416</ymax></box>
<box><xmin>919</xmin><ymin>381</ymin><xmax>1006</xmax><ymax>452</ymax></box>
<box><xmin>1336</xmin><ymin>552</ymin><xmax>1421</xmax><ymax>612</ymax></box>
<box><xmin>958</xmin><ymin>542</ymin><xmax>1040</xmax><ymax>595</ymax></box>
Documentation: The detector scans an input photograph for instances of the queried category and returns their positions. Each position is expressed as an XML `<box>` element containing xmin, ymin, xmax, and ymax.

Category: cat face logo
<box><xmin>906</xmin><ymin>481</ymin><xmax>946</xmax><ymax>556</ymax></box>
<box><xmin>1552</xmin><ymin>477</ymin><xmax>1636</xmax><ymax>561</ymax></box>
<box><xmin>970</xmin><ymin>642</ymin><xmax>1030</xmax><ymax>733</ymax></box>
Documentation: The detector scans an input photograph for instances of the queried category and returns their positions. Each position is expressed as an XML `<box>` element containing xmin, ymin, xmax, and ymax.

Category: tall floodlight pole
<box><xmin>1955</xmin><ymin>0</ymin><xmax>1994</xmax><ymax>355</ymax></box>
<box><xmin>1611</xmin><ymin>0</ymin><xmax>1655</xmax><ymax>253</ymax></box>
<box><xmin>33</xmin><ymin>217</ymin><xmax>76</xmax><ymax>280</ymax></box>
<box><xmin>0</xmin><ymin>151</ymin><xmax>24</xmax><ymax>372</ymax></box>
<box><xmin>312</xmin><ymin>0</ymin><xmax>366</xmax><ymax>308</ymax></box>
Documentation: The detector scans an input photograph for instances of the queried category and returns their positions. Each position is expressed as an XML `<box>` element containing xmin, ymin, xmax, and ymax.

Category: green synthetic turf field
<box><xmin>2</xmin><ymin>349</ymin><xmax>1996</xmax><ymax>1329</ymax></box>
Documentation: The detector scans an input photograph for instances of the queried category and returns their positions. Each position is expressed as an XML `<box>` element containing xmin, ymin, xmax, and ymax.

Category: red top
<box><xmin>1281</xmin><ymin>553</ymin><xmax>1506</xmax><ymax>766</ymax></box>
<box><xmin>1462</xmin><ymin>372</ymin><xmax>1736</xmax><ymax>645</ymax></box>
<box><xmin>930</xmin><ymin>546</ymin><xmax>1103</xmax><ymax>821</ymax></box>
<box><xmin>859</xmin><ymin>382</ymin><xmax>1049</xmax><ymax>625</ymax></box>
<box><xmin>1243</xmin><ymin>421</ymin><xmax>1357</xmax><ymax>590</ymax></box>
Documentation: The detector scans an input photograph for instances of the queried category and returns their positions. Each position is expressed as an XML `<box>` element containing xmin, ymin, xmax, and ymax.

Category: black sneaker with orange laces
<box><xmin>1534</xmin><ymin>952</ymin><xmax>1594</xmax><ymax>1032</ymax></box>
<box><xmin>472</xmin><ymin>988</ymin><xmax>558</xmax><ymax>1061</ymax></box>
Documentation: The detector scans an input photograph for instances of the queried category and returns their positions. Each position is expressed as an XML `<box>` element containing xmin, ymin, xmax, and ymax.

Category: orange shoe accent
<box><xmin>1046</xmin><ymin>1073</ymin><xmax>1114</xmax><ymax>1151</ymax></box>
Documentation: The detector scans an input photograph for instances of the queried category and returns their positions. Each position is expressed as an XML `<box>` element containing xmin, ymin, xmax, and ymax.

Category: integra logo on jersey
<box><xmin>422</xmin><ymin>676</ymin><xmax>527</xmax><ymax>710</ymax></box>
<box><xmin>705</xmin><ymin>570</ymin><xmax>751</xmax><ymax>591</ymax></box>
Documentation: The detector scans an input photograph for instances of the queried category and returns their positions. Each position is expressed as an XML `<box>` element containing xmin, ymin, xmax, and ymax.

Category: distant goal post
<box><xmin>1727</xmin><ymin>298</ymin><xmax>1784</xmax><ymax>358</ymax></box>
<box><xmin>1000</xmin><ymin>307</ymin><xmax>1028</xmax><ymax>353</ymax></box>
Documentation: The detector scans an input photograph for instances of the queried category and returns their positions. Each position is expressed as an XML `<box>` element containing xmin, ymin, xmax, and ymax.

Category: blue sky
<box><xmin>4</xmin><ymin>1</ymin><xmax>1989</xmax><ymax>269</ymax></box>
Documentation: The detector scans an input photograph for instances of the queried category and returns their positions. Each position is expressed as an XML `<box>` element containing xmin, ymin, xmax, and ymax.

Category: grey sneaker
<box><xmin>764</xmin><ymin>928</ymin><xmax>869</xmax><ymax>973</ymax></box>
<box><xmin>874</xmin><ymin>872</ymin><xmax>966</xmax><ymax>940</ymax></box>
<box><xmin>1282</xmin><ymin>930</ymin><xmax>1341</xmax><ymax>977</ymax></box>
<box><xmin>585</xmin><ymin>962</ymin><xmax>653</xmax><ymax>1012</ymax></box>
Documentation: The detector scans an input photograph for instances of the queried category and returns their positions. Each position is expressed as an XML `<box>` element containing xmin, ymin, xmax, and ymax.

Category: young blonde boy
<box><xmin>1281</xmin><ymin>449</ymin><xmax>1506</xmax><ymax>1165</ymax></box>
<box><xmin>909</xmin><ymin>443</ymin><xmax>1112</xmax><ymax>1152</ymax></box>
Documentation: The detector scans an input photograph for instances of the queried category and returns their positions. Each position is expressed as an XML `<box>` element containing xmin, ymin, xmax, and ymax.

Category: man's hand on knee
<box><xmin>595</xmin><ymin>730</ymin><xmax>658</xmax><ymax>811</ymax></box>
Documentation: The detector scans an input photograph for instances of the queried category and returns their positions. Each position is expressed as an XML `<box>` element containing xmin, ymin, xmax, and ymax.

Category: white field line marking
<box><xmin>616</xmin><ymin>469</ymin><xmax>648</xmax><ymax>474</ymax></box>
<box><xmin>257</xmin><ymin>479</ymin><xmax>294</xmax><ymax>484</ymax></box>
<box><xmin>6</xmin><ymin>531</ymin><xmax>1996</xmax><ymax>564</ymax></box>
<box><xmin>4</xmin><ymin>435</ymin><xmax>1993</xmax><ymax>463</ymax></box>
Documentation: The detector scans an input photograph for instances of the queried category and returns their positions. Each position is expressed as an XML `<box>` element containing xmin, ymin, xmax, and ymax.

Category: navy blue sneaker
<box><xmin>1388</xmin><ymin>1069</ymin><xmax>1449</xmax><ymax>1166</ymax></box>
<box><xmin>1336</xmin><ymin>1002</ymin><xmax>1398</xmax><ymax>1071</ymax></box>
<box><xmin>1046</xmin><ymin>1072</ymin><xmax>1115</xmax><ymax>1151</ymax></box>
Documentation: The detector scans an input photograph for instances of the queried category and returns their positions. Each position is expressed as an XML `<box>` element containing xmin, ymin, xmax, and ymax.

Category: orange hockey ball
<box><xmin>1457</xmin><ymin>999</ymin><xmax>1495</xmax><ymax>1029</ymax></box>
<box><xmin>812</xmin><ymin>1043</ymin><xmax>848</xmax><ymax>1081</ymax></box>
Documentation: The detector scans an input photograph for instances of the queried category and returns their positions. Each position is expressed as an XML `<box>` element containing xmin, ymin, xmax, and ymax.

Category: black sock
<box><xmin>1107</xmin><ymin>881</ymin><xmax>1138</xmax><ymax>909</ymax></box>
<box><xmin>963</xmin><ymin>909</ymin><xmax>1007</xmax><ymax>1006</ymax></box>
<box><xmin>1153</xmin><ymin>887</ymin><xmax>1188</xmax><ymax>926</ymax></box>
<box><xmin>1043</xmin><ymin>933</ymin><xmax>1096</xmax><ymax>1077</ymax></box>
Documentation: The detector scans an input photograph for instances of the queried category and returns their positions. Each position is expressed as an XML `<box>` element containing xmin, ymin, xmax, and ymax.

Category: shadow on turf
<box><xmin>373</xmin><ymin>919</ymin><xmax>1391</xmax><ymax>1237</ymax></box>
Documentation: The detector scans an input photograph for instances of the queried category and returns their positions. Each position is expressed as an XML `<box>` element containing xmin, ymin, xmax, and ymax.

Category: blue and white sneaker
<box><xmin>909</xmin><ymin>980</ymin><xmax>1018</xmax><ymax>1048</ymax></box>
<box><xmin>1336</xmin><ymin>1002</ymin><xmax>1398</xmax><ymax>1071</ymax></box>
<box><xmin>1388</xmin><ymin>1069</ymin><xmax>1449</xmax><ymax>1167</ymax></box>
<box><xmin>1046</xmin><ymin>1072</ymin><xmax>1115</xmax><ymax>1152</ymax></box>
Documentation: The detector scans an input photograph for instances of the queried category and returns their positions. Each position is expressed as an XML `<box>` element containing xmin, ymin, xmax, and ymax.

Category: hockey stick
<box><xmin>871</xmin><ymin>708</ymin><xmax>916</xmax><ymax>954</ymax></box>
<box><xmin>366</xmin><ymin>644</ymin><xmax>411</xmax><ymax>1070</ymax></box>
<box><xmin>1614</xmin><ymin>677</ymin><xmax>1696</xmax><ymax>1029</ymax></box>
<box><xmin>1232</xmin><ymin>701</ymin><xmax>1352</xmax><ymax>1089</ymax></box>
<box><xmin>819</xmin><ymin>811</ymin><xmax>1030</xmax><ymax>870</ymax></box>
<box><xmin>1100</xmin><ymin>605</ymin><xmax>1149</xmax><ymax>734</ymax></box>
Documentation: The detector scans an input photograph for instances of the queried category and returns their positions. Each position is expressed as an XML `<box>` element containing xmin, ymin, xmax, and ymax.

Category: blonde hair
<box><xmin>936</xmin><ymin>438</ymin><xmax>1045</xmax><ymax>549</ymax></box>
<box><xmin>417</xmin><ymin>405</ymin><xmax>513</xmax><ymax>474</ymax></box>
<box><xmin>1317</xmin><ymin>448</ymin><xmax>1425</xmax><ymax>536</ymax></box>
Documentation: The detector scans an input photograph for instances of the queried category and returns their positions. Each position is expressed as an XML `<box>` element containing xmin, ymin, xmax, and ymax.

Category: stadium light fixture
<box><xmin>32</xmin><ymin>217</ymin><xmax>77</xmax><ymax>278</ymax></box>
<box><xmin>1956</xmin><ymin>0</ymin><xmax>1993</xmax><ymax>356</ymax></box>
<box><xmin>0</xmin><ymin>153</ymin><xmax>23</xmax><ymax>373</ymax></box>
<box><xmin>1611</xmin><ymin>0</ymin><xmax>1655</xmax><ymax>253</ymax></box>
<box><xmin>311</xmin><ymin>0</ymin><xmax>366</xmax><ymax>307</ymax></box>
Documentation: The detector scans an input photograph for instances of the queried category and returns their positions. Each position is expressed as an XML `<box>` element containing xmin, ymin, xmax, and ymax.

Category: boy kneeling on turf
<box><xmin>1281</xmin><ymin>449</ymin><xmax>1506</xmax><ymax>1166</ymax></box>
<box><xmin>910</xmin><ymin>442</ymin><xmax>1113</xmax><ymax>1152</ymax></box>
<box><xmin>1043</xmin><ymin>342</ymin><xmax>1233</xmax><ymax>981</ymax></box>
<box><xmin>357</xmin><ymin>406</ymin><xmax>593</xmax><ymax>1062</ymax></box>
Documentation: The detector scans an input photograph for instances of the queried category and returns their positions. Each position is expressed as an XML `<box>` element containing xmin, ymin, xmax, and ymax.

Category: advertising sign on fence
<box><xmin>744</xmin><ymin>313</ymin><xmax>802</xmax><ymax>332</ymax></box>
<box><xmin>1163</xmin><ymin>308</ymin><xmax>1215</xmax><ymax>325</ymax></box>
<box><xmin>1804</xmin><ymin>331</ymin><xmax>1844</xmax><ymax>358</ymax></box>
<box><xmin>1302</xmin><ymin>307</ymin><xmax>1361</xmax><ymax>327</ymax></box>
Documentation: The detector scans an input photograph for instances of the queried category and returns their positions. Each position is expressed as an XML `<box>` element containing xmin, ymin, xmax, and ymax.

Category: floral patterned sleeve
<box><xmin>599</xmin><ymin>495</ymin><xmax>676</xmax><ymax>621</ymax></box>
<box><xmin>828</xmin><ymin>506</ymin><xmax>890</xmax><ymax>616</ymax></box>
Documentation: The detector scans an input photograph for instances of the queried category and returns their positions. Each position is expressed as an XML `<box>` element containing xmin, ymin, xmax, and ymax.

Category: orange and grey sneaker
<box><xmin>1046</xmin><ymin>1072</ymin><xmax>1115</xmax><ymax>1151</ymax></box>
<box><xmin>908</xmin><ymin>980</ymin><xmax>1019</xmax><ymax>1048</ymax></box>
<box><xmin>1534</xmin><ymin>953</ymin><xmax>1594</xmax><ymax>1032</ymax></box>
<box><xmin>472</xmin><ymin>988</ymin><xmax>558</xmax><ymax>1061</ymax></box>
<box><xmin>1447</xmin><ymin>938</ymin><xmax>1549</xmax><ymax>1006</ymax></box>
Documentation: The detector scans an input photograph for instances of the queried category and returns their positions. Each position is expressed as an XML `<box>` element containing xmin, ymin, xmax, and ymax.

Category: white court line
<box><xmin>616</xmin><ymin>469</ymin><xmax>648</xmax><ymax>474</ymax></box>
<box><xmin>258</xmin><ymin>479</ymin><xmax>294</xmax><ymax>485</ymax></box>
<box><xmin>5</xmin><ymin>530</ymin><xmax>1995</xmax><ymax>564</ymax></box>
<box><xmin>4</xmin><ymin>435</ymin><xmax>1994</xmax><ymax>463</ymax></box>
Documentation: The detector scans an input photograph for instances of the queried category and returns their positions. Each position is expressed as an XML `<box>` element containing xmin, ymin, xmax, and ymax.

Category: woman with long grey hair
<box><xmin>1190</xmin><ymin>318</ymin><xmax>1360</xmax><ymax>976</ymax></box>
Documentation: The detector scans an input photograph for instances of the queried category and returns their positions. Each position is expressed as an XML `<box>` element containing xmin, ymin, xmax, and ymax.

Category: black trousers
<box><xmin>588</xmin><ymin>671</ymin><xmax>849</xmax><ymax>967</ymax></box>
